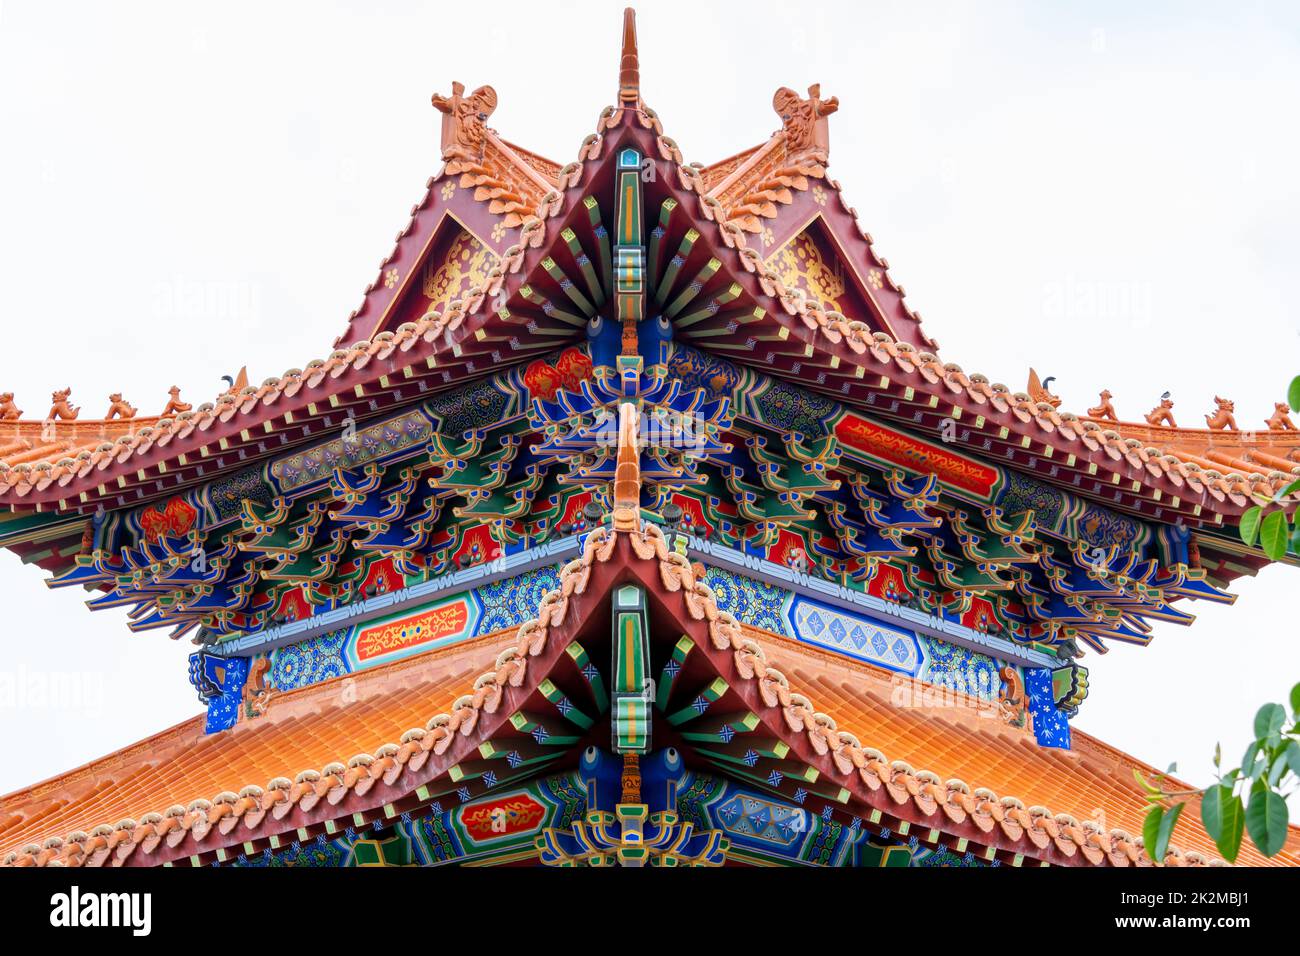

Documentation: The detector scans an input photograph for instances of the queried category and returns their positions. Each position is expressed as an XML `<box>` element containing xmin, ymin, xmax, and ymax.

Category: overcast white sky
<box><xmin>0</xmin><ymin>0</ymin><xmax>1297</xmax><ymax>798</ymax></box>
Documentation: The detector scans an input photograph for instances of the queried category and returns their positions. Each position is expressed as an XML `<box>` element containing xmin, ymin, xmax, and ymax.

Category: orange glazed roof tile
<box><xmin>742</xmin><ymin>629</ymin><xmax>1299</xmax><ymax>867</ymax></box>
<box><xmin>0</xmin><ymin>630</ymin><xmax>515</xmax><ymax>864</ymax></box>
<box><xmin>6</xmin><ymin>515</ymin><xmax>1295</xmax><ymax>868</ymax></box>
<box><xmin>1094</xmin><ymin>417</ymin><xmax>1300</xmax><ymax>485</ymax></box>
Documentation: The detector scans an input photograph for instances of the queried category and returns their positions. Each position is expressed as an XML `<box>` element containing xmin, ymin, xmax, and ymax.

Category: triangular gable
<box><xmin>703</xmin><ymin>130</ymin><xmax>938</xmax><ymax>352</ymax></box>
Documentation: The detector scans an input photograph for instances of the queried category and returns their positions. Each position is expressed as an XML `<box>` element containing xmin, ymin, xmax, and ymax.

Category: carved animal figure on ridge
<box><xmin>105</xmin><ymin>393</ymin><xmax>137</xmax><ymax>421</ymax></box>
<box><xmin>47</xmin><ymin>388</ymin><xmax>79</xmax><ymax>421</ymax></box>
<box><xmin>773</xmin><ymin>84</ymin><xmax>838</xmax><ymax>155</ymax></box>
<box><xmin>1086</xmin><ymin>389</ymin><xmax>1118</xmax><ymax>421</ymax></box>
<box><xmin>1204</xmin><ymin>396</ymin><xmax>1238</xmax><ymax>431</ymax></box>
<box><xmin>431</xmin><ymin>82</ymin><xmax>498</xmax><ymax>162</ymax></box>
<box><xmin>161</xmin><ymin>386</ymin><xmax>192</xmax><ymax>417</ymax></box>
<box><xmin>1266</xmin><ymin>402</ymin><xmax>1296</xmax><ymax>431</ymax></box>
<box><xmin>0</xmin><ymin>393</ymin><xmax>21</xmax><ymax>421</ymax></box>
<box><xmin>1144</xmin><ymin>397</ymin><xmax>1176</xmax><ymax>428</ymax></box>
<box><xmin>1026</xmin><ymin>369</ymin><xmax>1062</xmax><ymax>409</ymax></box>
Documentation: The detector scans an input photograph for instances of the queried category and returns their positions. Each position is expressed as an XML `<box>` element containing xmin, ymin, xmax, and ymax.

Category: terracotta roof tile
<box><xmin>748</xmin><ymin>631</ymin><xmax>1297</xmax><ymax>866</ymax></box>
<box><xmin>1096</xmin><ymin>418</ymin><xmax>1300</xmax><ymax>491</ymax></box>
<box><xmin>7</xmin><ymin>516</ymin><xmax>1293</xmax><ymax>867</ymax></box>
<box><xmin>0</xmin><ymin>630</ymin><xmax>512</xmax><ymax>862</ymax></box>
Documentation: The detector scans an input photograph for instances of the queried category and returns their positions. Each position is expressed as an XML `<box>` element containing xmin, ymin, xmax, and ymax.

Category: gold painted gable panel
<box><xmin>422</xmin><ymin>228</ymin><xmax>499</xmax><ymax>316</ymax></box>
<box><xmin>765</xmin><ymin>228</ymin><xmax>846</xmax><ymax>312</ymax></box>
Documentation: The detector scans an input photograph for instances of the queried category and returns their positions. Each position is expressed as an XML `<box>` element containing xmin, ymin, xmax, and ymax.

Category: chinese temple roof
<box><xmin>1</xmin><ymin>7</ymin><xmax>1298</xmax><ymax>871</ymax></box>
<box><xmin>6</xmin><ymin>497</ymin><xmax>1296</xmax><ymax>867</ymax></box>
<box><xmin>0</xmin><ymin>6</ymin><xmax>1294</xmax><ymax>552</ymax></box>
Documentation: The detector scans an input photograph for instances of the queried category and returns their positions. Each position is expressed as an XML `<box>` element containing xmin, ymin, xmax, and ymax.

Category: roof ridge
<box><xmin>1021</xmin><ymin>376</ymin><xmax>1300</xmax><ymax>496</ymax></box>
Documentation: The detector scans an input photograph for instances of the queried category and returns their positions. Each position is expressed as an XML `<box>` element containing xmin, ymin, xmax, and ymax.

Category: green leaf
<box><xmin>1279</xmin><ymin>478</ymin><xmax>1300</xmax><ymax>500</ymax></box>
<box><xmin>1154</xmin><ymin>802</ymin><xmax>1184</xmax><ymax>863</ymax></box>
<box><xmin>1239</xmin><ymin>506</ymin><xmax>1263</xmax><ymax>548</ymax></box>
<box><xmin>1291</xmin><ymin>682</ymin><xmax>1300</xmax><ymax>716</ymax></box>
<box><xmin>1286</xmin><ymin>739</ymin><xmax>1300</xmax><ymax>780</ymax></box>
<box><xmin>1260</xmin><ymin>510</ymin><xmax>1290</xmax><ymax>560</ymax></box>
<box><xmin>1289</xmin><ymin>375</ymin><xmax>1300</xmax><ymax>415</ymax></box>
<box><xmin>1133</xmin><ymin>767</ymin><xmax>1162</xmax><ymax>797</ymax></box>
<box><xmin>1269</xmin><ymin>751</ymin><xmax>1290</xmax><ymax>786</ymax></box>
<box><xmin>1143</xmin><ymin>804</ymin><xmax>1165</xmax><ymax>861</ymax></box>
<box><xmin>1255</xmin><ymin>703</ymin><xmax>1286</xmax><ymax>740</ymax></box>
<box><xmin>1242</xmin><ymin>740</ymin><xmax>1263</xmax><ymax>780</ymax></box>
<box><xmin>1201</xmin><ymin>785</ymin><xmax>1245</xmax><ymax>863</ymax></box>
<box><xmin>1245</xmin><ymin>784</ymin><xmax>1290</xmax><ymax>858</ymax></box>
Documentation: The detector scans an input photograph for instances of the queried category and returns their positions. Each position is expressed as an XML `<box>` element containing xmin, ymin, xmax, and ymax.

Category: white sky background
<box><xmin>0</xmin><ymin>0</ymin><xmax>1297</xmax><ymax>798</ymax></box>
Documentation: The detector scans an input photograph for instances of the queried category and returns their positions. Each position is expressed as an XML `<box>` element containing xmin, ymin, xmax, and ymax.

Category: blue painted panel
<box><xmin>188</xmin><ymin>653</ymin><xmax>249</xmax><ymax>734</ymax></box>
<box><xmin>787</xmin><ymin>596</ymin><xmax>921</xmax><ymax>675</ymax></box>
<box><xmin>1026</xmin><ymin>667</ymin><xmax>1072</xmax><ymax>750</ymax></box>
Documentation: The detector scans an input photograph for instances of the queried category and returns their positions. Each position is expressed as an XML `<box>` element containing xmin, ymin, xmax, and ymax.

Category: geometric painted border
<box><xmin>787</xmin><ymin>595</ymin><xmax>921</xmax><ymax>675</ymax></box>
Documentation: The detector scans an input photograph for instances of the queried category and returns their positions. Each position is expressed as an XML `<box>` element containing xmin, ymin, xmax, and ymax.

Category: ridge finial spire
<box><xmin>612</xmin><ymin>402</ymin><xmax>642</xmax><ymax>530</ymax></box>
<box><xmin>618</xmin><ymin>8</ymin><xmax>641</xmax><ymax>108</ymax></box>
